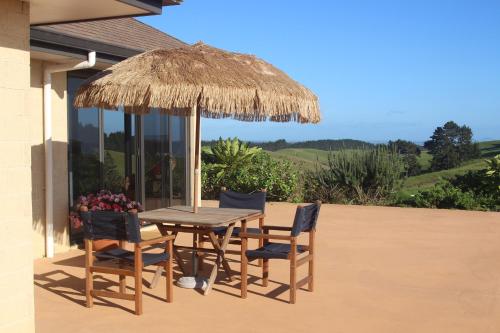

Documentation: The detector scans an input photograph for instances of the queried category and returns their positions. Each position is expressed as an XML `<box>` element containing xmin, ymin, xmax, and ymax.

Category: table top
<box><xmin>138</xmin><ymin>206</ymin><xmax>263</xmax><ymax>227</ymax></box>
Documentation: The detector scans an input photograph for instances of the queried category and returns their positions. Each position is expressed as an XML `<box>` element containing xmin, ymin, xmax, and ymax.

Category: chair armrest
<box><xmin>138</xmin><ymin>235</ymin><xmax>175</xmax><ymax>248</ymax></box>
<box><xmin>262</xmin><ymin>225</ymin><xmax>292</xmax><ymax>232</ymax></box>
<box><xmin>239</xmin><ymin>232</ymin><xmax>293</xmax><ymax>241</ymax></box>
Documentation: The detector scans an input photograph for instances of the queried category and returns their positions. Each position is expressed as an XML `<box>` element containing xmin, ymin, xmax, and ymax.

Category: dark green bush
<box><xmin>202</xmin><ymin>147</ymin><xmax>299</xmax><ymax>202</ymax></box>
<box><xmin>399</xmin><ymin>182</ymin><xmax>482</xmax><ymax>210</ymax></box>
<box><xmin>303</xmin><ymin>147</ymin><xmax>406</xmax><ymax>204</ymax></box>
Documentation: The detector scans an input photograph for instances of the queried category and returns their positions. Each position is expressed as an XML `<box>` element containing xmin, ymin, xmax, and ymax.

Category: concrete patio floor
<box><xmin>34</xmin><ymin>202</ymin><xmax>500</xmax><ymax>333</ymax></box>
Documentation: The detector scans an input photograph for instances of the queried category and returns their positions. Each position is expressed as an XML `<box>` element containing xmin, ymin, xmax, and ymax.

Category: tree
<box><xmin>388</xmin><ymin>139</ymin><xmax>422</xmax><ymax>176</ymax></box>
<box><xmin>424</xmin><ymin>121</ymin><xmax>480</xmax><ymax>171</ymax></box>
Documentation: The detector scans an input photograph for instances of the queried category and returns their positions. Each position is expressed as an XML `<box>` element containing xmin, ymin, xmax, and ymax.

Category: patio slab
<box><xmin>34</xmin><ymin>202</ymin><xmax>500</xmax><ymax>333</ymax></box>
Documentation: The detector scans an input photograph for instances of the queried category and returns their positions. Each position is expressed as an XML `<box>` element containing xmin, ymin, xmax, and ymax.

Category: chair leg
<box><xmin>262</xmin><ymin>259</ymin><xmax>269</xmax><ymax>287</ymax></box>
<box><xmin>134</xmin><ymin>274</ymin><xmax>143</xmax><ymax>315</ymax></box>
<box><xmin>258</xmin><ymin>217</ymin><xmax>264</xmax><ymax>267</ymax></box>
<box><xmin>119</xmin><ymin>275</ymin><xmax>126</xmax><ymax>294</ymax></box>
<box><xmin>166</xmin><ymin>241</ymin><xmax>173</xmax><ymax>303</ymax></box>
<box><xmin>84</xmin><ymin>239</ymin><xmax>93</xmax><ymax>308</ymax></box>
<box><xmin>308</xmin><ymin>230</ymin><xmax>315</xmax><ymax>292</ymax></box>
<box><xmin>290</xmin><ymin>238</ymin><xmax>297</xmax><ymax>304</ymax></box>
<box><xmin>118</xmin><ymin>240</ymin><xmax>126</xmax><ymax>293</ymax></box>
<box><xmin>241</xmin><ymin>237</ymin><xmax>248</xmax><ymax>299</ymax></box>
<box><xmin>134</xmin><ymin>248</ymin><xmax>143</xmax><ymax>315</ymax></box>
<box><xmin>290</xmin><ymin>265</ymin><xmax>297</xmax><ymax>304</ymax></box>
<box><xmin>308</xmin><ymin>257</ymin><xmax>314</xmax><ymax>292</ymax></box>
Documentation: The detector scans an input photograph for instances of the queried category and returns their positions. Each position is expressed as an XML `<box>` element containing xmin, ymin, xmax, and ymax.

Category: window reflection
<box><xmin>170</xmin><ymin>116</ymin><xmax>187</xmax><ymax>206</ymax></box>
<box><xmin>103</xmin><ymin>110</ymin><xmax>131</xmax><ymax>196</ymax></box>
<box><xmin>68</xmin><ymin>76</ymin><xmax>100</xmax><ymax>205</ymax></box>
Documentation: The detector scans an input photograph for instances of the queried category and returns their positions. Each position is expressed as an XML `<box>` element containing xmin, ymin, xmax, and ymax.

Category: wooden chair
<box><xmin>198</xmin><ymin>187</ymin><xmax>266</xmax><ymax>267</ymax></box>
<box><xmin>240</xmin><ymin>201</ymin><xmax>321</xmax><ymax>304</ymax></box>
<box><xmin>81</xmin><ymin>210</ymin><xmax>174</xmax><ymax>315</ymax></box>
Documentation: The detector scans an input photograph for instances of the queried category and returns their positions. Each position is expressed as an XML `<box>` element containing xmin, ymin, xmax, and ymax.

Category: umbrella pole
<box><xmin>193</xmin><ymin>106</ymin><xmax>201</xmax><ymax>213</ymax></box>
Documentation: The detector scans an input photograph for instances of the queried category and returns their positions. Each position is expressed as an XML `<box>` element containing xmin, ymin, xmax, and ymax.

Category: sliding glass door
<box><xmin>142</xmin><ymin>109</ymin><xmax>169</xmax><ymax>210</ymax></box>
<box><xmin>103</xmin><ymin>110</ymin><xmax>138</xmax><ymax>200</ymax></box>
<box><xmin>141</xmin><ymin>109</ymin><xmax>187</xmax><ymax>210</ymax></box>
<box><xmin>68</xmin><ymin>71</ymin><xmax>188</xmax><ymax>243</ymax></box>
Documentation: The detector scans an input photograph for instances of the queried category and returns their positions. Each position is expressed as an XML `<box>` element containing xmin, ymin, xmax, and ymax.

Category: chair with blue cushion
<box><xmin>240</xmin><ymin>201</ymin><xmax>321</xmax><ymax>304</ymax></box>
<box><xmin>213</xmin><ymin>187</ymin><xmax>266</xmax><ymax>237</ymax></box>
<box><xmin>81</xmin><ymin>210</ymin><xmax>174</xmax><ymax>315</ymax></box>
<box><xmin>198</xmin><ymin>187</ymin><xmax>266</xmax><ymax>269</ymax></box>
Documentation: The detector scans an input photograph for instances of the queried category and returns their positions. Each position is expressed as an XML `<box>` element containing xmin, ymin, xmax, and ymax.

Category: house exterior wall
<box><xmin>29</xmin><ymin>59</ymin><xmax>71</xmax><ymax>258</ymax></box>
<box><xmin>0</xmin><ymin>1</ymin><xmax>35</xmax><ymax>332</ymax></box>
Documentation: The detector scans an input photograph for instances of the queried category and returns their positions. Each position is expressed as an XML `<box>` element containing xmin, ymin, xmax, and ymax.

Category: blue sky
<box><xmin>140</xmin><ymin>0</ymin><xmax>500</xmax><ymax>143</ymax></box>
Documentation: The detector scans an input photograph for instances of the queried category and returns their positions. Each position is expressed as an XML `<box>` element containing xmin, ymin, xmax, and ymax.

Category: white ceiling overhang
<box><xmin>30</xmin><ymin>0</ymin><xmax>172</xmax><ymax>25</ymax></box>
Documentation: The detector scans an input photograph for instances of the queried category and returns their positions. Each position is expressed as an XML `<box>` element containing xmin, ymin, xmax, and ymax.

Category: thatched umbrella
<box><xmin>74</xmin><ymin>42</ymin><xmax>320</xmax><ymax>213</ymax></box>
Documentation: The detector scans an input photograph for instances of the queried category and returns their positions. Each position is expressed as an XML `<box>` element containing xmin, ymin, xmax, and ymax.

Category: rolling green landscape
<box><xmin>266</xmin><ymin>140</ymin><xmax>500</xmax><ymax>194</ymax></box>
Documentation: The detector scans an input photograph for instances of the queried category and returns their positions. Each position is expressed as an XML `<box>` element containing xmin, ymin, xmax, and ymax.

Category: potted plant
<box><xmin>72</xmin><ymin>191</ymin><xmax>143</xmax><ymax>251</ymax></box>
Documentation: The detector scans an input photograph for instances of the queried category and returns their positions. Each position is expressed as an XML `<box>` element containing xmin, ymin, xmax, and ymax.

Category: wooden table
<box><xmin>138</xmin><ymin>206</ymin><xmax>263</xmax><ymax>295</ymax></box>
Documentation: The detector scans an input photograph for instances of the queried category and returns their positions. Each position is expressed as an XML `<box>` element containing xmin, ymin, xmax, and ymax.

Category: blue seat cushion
<box><xmin>212</xmin><ymin>226</ymin><xmax>261</xmax><ymax>237</ymax></box>
<box><xmin>246</xmin><ymin>242</ymin><xmax>305</xmax><ymax>260</ymax></box>
<box><xmin>95</xmin><ymin>248</ymin><xmax>169</xmax><ymax>267</ymax></box>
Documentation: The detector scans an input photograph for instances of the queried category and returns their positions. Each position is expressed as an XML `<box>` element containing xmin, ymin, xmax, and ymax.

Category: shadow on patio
<box><xmin>35</xmin><ymin>202</ymin><xmax>500</xmax><ymax>333</ymax></box>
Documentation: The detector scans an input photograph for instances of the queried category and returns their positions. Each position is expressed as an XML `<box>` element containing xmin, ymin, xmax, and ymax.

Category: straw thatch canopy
<box><xmin>74</xmin><ymin>42</ymin><xmax>320</xmax><ymax>123</ymax></box>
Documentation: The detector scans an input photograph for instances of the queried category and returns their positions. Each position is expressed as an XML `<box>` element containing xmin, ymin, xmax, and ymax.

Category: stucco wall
<box><xmin>0</xmin><ymin>1</ymin><xmax>35</xmax><ymax>332</ymax></box>
<box><xmin>29</xmin><ymin>59</ymin><xmax>70</xmax><ymax>258</ymax></box>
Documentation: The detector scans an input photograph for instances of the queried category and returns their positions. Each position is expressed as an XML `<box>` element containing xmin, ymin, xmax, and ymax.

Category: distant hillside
<box><xmin>202</xmin><ymin>139</ymin><xmax>374</xmax><ymax>151</ymax></box>
<box><xmin>478</xmin><ymin>140</ymin><xmax>500</xmax><ymax>157</ymax></box>
<box><xmin>266</xmin><ymin>140</ymin><xmax>500</xmax><ymax>175</ymax></box>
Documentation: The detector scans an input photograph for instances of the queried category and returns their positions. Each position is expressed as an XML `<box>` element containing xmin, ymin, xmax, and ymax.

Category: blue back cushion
<box><xmin>81</xmin><ymin>211</ymin><xmax>141</xmax><ymax>243</ymax></box>
<box><xmin>290</xmin><ymin>202</ymin><xmax>321</xmax><ymax>236</ymax></box>
<box><xmin>219</xmin><ymin>190</ymin><xmax>266</xmax><ymax>212</ymax></box>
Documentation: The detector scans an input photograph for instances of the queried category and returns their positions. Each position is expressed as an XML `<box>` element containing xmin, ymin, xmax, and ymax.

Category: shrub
<box><xmin>303</xmin><ymin>147</ymin><xmax>406</xmax><ymax>204</ymax></box>
<box><xmin>402</xmin><ymin>182</ymin><xmax>482</xmax><ymax>210</ymax></box>
<box><xmin>202</xmin><ymin>137</ymin><xmax>262</xmax><ymax>180</ymax></box>
<box><xmin>387</xmin><ymin>139</ymin><xmax>422</xmax><ymax>176</ymax></box>
<box><xmin>397</xmin><ymin>155</ymin><xmax>500</xmax><ymax>211</ymax></box>
<box><xmin>202</xmin><ymin>140</ymin><xmax>299</xmax><ymax>202</ymax></box>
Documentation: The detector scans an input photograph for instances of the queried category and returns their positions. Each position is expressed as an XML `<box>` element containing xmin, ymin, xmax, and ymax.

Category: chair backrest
<box><xmin>290</xmin><ymin>201</ymin><xmax>322</xmax><ymax>236</ymax></box>
<box><xmin>81</xmin><ymin>211</ymin><xmax>141</xmax><ymax>243</ymax></box>
<box><xmin>219</xmin><ymin>188</ymin><xmax>266</xmax><ymax>213</ymax></box>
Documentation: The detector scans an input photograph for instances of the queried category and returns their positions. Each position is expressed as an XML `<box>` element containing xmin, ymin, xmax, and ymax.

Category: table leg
<box><xmin>240</xmin><ymin>219</ymin><xmax>248</xmax><ymax>298</ymax></box>
<box><xmin>207</xmin><ymin>232</ymin><xmax>234</xmax><ymax>281</ymax></box>
<box><xmin>150</xmin><ymin>224</ymin><xmax>187</xmax><ymax>289</ymax></box>
<box><xmin>203</xmin><ymin>223</ymin><xmax>235</xmax><ymax>295</ymax></box>
<box><xmin>157</xmin><ymin>224</ymin><xmax>187</xmax><ymax>274</ymax></box>
<box><xmin>192</xmin><ymin>229</ymin><xmax>199</xmax><ymax>276</ymax></box>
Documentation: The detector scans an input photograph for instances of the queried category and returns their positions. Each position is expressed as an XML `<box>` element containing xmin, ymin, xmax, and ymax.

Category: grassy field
<box><xmin>267</xmin><ymin>148</ymin><xmax>330</xmax><ymax>170</ymax></box>
<box><xmin>402</xmin><ymin>158</ymin><xmax>488</xmax><ymax>193</ymax></box>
